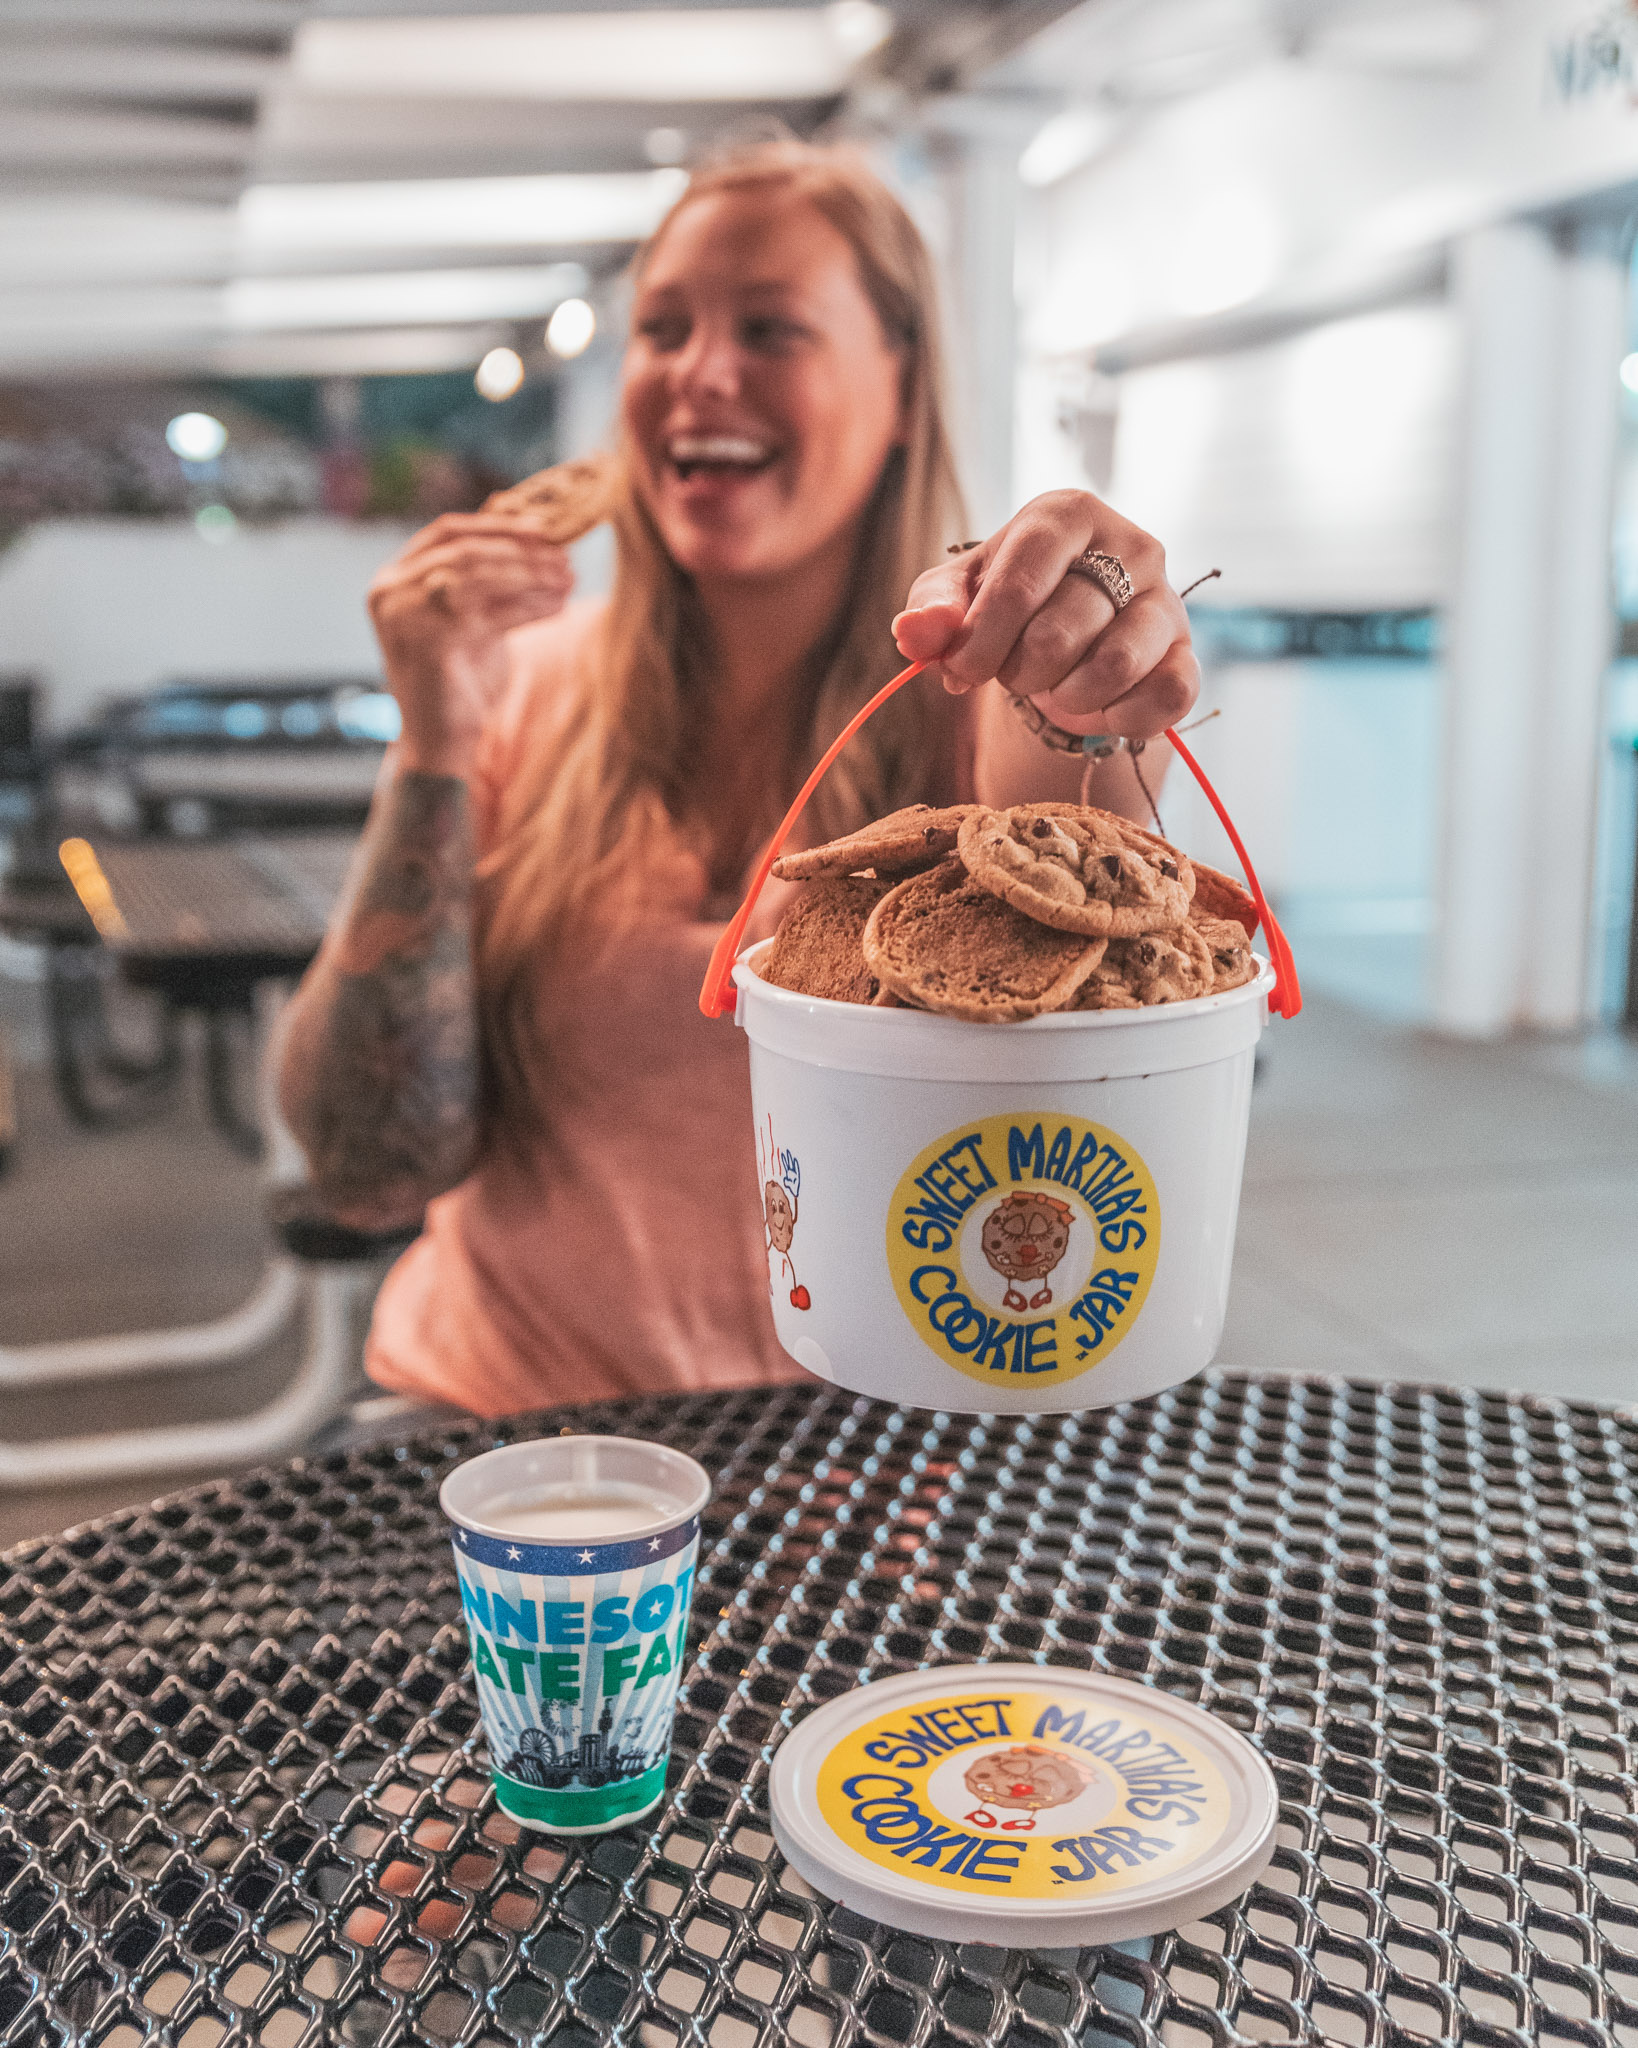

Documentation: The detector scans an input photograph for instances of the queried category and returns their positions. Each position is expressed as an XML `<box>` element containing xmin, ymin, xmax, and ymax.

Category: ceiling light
<box><xmin>645</xmin><ymin>127</ymin><xmax>688</xmax><ymax>167</ymax></box>
<box><xmin>475</xmin><ymin>345</ymin><xmax>525</xmax><ymax>400</ymax></box>
<box><xmin>166</xmin><ymin>411</ymin><xmax>227</xmax><ymax>461</ymax></box>
<box><xmin>226</xmin><ymin>267</ymin><xmax>589</xmax><ymax>332</ymax></box>
<box><xmin>195</xmin><ymin>504</ymin><xmax>238</xmax><ymax>543</ymax></box>
<box><xmin>292</xmin><ymin>6</ymin><xmax>890</xmax><ymax>102</ymax></box>
<box><xmin>1621</xmin><ymin>354</ymin><xmax>1638</xmax><ymax>394</ymax></box>
<box><xmin>1019</xmin><ymin>109</ymin><xmax>1115</xmax><ymax>189</ymax></box>
<box><xmin>546</xmin><ymin>298</ymin><xmax>596</xmax><ymax>359</ymax></box>
<box><xmin>240</xmin><ymin>175</ymin><xmax>679</xmax><ymax>258</ymax></box>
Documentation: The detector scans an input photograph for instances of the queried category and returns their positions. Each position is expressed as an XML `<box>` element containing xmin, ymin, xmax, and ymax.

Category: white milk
<box><xmin>485</xmin><ymin>1482</ymin><xmax>669</xmax><ymax>1542</ymax></box>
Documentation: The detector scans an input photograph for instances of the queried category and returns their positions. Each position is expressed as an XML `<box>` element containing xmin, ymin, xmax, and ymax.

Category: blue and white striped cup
<box><xmin>440</xmin><ymin>1436</ymin><xmax>711</xmax><ymax>1835</ymax></box>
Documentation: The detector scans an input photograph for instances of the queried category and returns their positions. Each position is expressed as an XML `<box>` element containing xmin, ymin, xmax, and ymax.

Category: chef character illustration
<box><xmin>760</xmin><ymin>1118</ymin><xmax>810</xmax><ymax>1310</ymax></box>
<box><xmin>981</xmin><ymin>1190</ymin><xmax>1074</xmax><ymax>1311</ymax></box>
<box><xmin>963</xmin><ymin>1744</ymin><xmax>1092</xmax><ymax>1831</ymax></box>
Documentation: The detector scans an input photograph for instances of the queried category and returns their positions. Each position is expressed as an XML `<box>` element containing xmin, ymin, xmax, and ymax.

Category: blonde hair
<box><xmin>476</xmin><ymin>138</ymin><xmax>967</xmax><ymax>1122</ymax></box>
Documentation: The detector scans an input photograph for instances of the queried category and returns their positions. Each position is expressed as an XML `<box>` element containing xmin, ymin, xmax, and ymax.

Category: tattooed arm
<box><xmin>277</xmin><ymin>766</ymin><xmax>479</xmax><ymax>1231</ymax></box>
<box><xmin>278</xmin><ymin>507</ymin><xmax>573</xmax><ymax>1229</ymax></box>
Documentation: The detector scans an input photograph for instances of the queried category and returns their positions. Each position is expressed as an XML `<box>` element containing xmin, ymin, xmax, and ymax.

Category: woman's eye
<box><xmin>637</xmin><ymin>313</ymin><xmax>688</xmax><ymax>350</ymax></box>
<box><xmin>741</xmin><ymin>315</ymin><xmax>804</xmax><ymax>351</ymax></box>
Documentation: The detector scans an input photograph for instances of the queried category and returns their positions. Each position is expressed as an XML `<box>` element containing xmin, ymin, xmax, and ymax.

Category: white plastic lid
<box><xmin>769</xmin><ymin>1663</ymin><xmax>1277</xmax><ymax>1947</ymax></box>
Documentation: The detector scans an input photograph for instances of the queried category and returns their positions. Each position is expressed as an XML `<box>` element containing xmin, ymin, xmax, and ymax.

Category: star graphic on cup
<box><xmin>577</xmin><ymin>1549</ymin><xmax>595</xmax><ymax>1564</ymax></box>
<box><xmin>506</xmin><ymin>1546</ymin><xmax>521</xmax><ymax>1561</ymax></box>
<box><xmin>648</xmin><ymin>1537</ymin><xmax>663</xmax><ymax>1551</ymax></box>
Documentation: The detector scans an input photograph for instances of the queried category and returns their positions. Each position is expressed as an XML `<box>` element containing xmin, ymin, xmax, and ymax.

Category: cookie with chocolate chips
<box><xmin>771</xmin><ymin>804</ymin><xmax>973</xmax><ymax>884</ymax></box>
<box><xmin>861</xmin><ymin>859</ymin><xmax>1105</xmax><ymax>1022</ymax></box>
<box><xmin>1071</xmin><ymin>924</ymin><xmax>1215</xmax><ymax>1009</ymax></box>
<box><xmin>1193</xmin><ymin>915</ymin><xmax>1257</xmax><ymax>992</ymax></box>
<box><xmin>1189</xmin><ymin>859</ymin><xmax>1258</xmax><ymax>941</ymax></box>
<box><xmin>483</xmin><ymin>454</ymin><xmax>613</xmax><ymax>543</ymax></box>
<box><xmin>957</xmin><ymin>802</ymin><xmax>1192</xmax><ymax>938</ymax></box>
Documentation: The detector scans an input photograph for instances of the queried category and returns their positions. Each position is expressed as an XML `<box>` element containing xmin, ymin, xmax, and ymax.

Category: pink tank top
<box><xmin>365</xmin><ymin>605</ymin><xmax>814</xmax><ymax>1417</ymax></box>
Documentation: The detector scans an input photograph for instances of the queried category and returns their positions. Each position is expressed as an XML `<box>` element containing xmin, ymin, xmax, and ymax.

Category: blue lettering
<box><xmin>542</xmin><ymin>1602</ymin><xmax>584</xmax><ymax>1647</ymax></box>
<box><xmin>591</xmin><ymin>1596</ymin><xmax>630</xmax><ymax>1645</ymax></box>
<box><xmin>458</xmin><ymin>1578</ymin><xmax>491</xmax><ymax>1632</ymax></box>
<box><xmin>491</xmin><ymin>1592</ymin><xmax>538</xmax><ymax>1645</ymax></box>
<box><xmin>1007</xmin><ymin>1123</ymin><xmax>1045</xmax><ymax>1181</ymax></box>
<box><xmin>632</xmin><ymin>1583</ymin><xmax>676</xmax><ymax>1633</ymax></box>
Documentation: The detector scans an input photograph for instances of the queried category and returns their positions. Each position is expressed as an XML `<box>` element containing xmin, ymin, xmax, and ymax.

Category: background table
<box><xmin>1</xmin><ymin>1374</ymin><xmax>1635</xmax><ymax>2048</ymax></box>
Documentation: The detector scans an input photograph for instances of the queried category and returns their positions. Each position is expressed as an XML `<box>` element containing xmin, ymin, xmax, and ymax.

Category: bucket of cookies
<box><xmin>728</xmin><ymin>793</ymin><xmax>1276</xmax><ymax>1414</ymax></box>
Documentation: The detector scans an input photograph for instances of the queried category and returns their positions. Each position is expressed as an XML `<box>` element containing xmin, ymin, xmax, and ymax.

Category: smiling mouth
<box><xmin>666</xmin><ymin>433</ymin><xmax>777</xmax><ymax>480</ymax></box>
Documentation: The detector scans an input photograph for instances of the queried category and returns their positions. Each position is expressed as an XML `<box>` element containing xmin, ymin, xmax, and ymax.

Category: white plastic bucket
<box><xmin>735</xmin><ymin>944</ymin><xmax>1274</xmax><ymax>1414</ymax></box>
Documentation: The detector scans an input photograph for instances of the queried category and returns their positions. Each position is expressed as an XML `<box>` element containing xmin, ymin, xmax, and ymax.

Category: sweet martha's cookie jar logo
<box><xmin>885</xmin><ymin>1111</ymin><xmax>1159</xmax><ymax>1388</ymax></box>
<box><xmin>816</xmin><ymin>1685</ymin><xmax>1230</xmax><ymax>1902</ymax></box>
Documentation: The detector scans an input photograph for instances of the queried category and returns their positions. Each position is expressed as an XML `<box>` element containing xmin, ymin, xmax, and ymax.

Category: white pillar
<box><xmin>1434</xmin><ymin>222</ymin><xmax>1561</xmax><ymax>1036</ymax></box>
<box><xmin>930</xmin><ymin>102</ymin><xmax>1031</xmax><ymax>533</ymax></box>
<box><xmin>1526</xmin><ymin>216</ymin><xmax>1628</xmax><ymax>1027</ymax></box>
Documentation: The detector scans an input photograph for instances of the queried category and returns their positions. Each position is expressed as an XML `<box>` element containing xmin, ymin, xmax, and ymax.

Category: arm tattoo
<box><xmin>279</xmin><ymin>770</ymin><xmax>479</xmax><ymax>1229</ymax></box>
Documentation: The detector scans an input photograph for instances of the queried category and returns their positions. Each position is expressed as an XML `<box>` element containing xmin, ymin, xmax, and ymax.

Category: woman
<box><xmin>278</xmin><ymin>139</ymin><xmax>1198</xmax><ymax>1419</ymax></box>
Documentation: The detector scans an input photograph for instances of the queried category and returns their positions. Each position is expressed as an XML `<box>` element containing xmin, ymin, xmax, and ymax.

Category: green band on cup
<box><xmin>493</xmin><ymin>1761</ymin><xmax>668</xmax><ymax>1832</ymax></box>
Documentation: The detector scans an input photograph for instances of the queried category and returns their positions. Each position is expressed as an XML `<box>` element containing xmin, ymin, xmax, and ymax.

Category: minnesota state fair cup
<box><xmin>440</xmin><ymin>1437</ymin><xmax>711</xmax><ymax>1835</ymax></box>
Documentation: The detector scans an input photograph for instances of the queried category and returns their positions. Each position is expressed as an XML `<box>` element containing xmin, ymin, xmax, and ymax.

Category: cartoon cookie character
<box><xmin>759</xmin><ymin>1120</ymin><xmax>810</xmax><ymax>1310</ymax></box>
<box><xmin>981</xmin><ymin>1190</ymin><xmax>1074</xmax><ymax>1311</ymax></box>
<box><xmin>963</xmin><ymin>1744</ymin><xmax>1092</xmax><ymax>1831</ymax></box>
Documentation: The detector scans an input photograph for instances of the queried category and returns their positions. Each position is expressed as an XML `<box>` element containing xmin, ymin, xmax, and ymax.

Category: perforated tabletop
<box><xmin>2</xmin><ymin>1373</ymin><xmax>1636</xmax><ymax>2048</ymax></box>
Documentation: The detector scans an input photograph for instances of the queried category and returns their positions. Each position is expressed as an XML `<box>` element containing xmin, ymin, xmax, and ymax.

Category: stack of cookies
<box><xmin>758</xmin><ymin>802</ymin><xmax>1260</xmax><ymax>1023</ymax></box>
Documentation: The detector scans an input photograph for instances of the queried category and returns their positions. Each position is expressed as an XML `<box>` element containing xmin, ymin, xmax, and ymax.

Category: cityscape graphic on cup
<box><xmin>440</xmin><ymin>1437</ymin><xmax>711</xmax><ymax>1834</ymax></box>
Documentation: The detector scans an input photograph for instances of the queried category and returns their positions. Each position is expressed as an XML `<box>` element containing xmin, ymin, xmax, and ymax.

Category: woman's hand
<box><xmin>891</xmin><ymin>489</ymin><xmax>1198</xmax><ymax>740</ymax></box>
<box><xmin>367</xmin><ymin>514</ymin><xmax>575</xmax><ymax>777</ymax></box>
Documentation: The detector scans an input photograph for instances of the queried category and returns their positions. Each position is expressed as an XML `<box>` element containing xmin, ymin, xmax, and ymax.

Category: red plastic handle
<box><xmin>1164</xmin><ymin>726</ymin><xmax>1302</xmax><ymax>1019</ymax></box>
<box><xmin>698</xmin><ymin>658</ymin><xmax>927</xmax><ymax>1018</ymax></box>
<box><xmin>697</xmin><ymin>662</ymin><xmax>1301</xmax><ymax>1023</ymax></box>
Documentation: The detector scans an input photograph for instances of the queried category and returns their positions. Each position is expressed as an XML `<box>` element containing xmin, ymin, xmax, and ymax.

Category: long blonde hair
<box><xmin>476</xmin><ymin>138</ymin><xmax>967</xmax><ymax>1120</ymax></box>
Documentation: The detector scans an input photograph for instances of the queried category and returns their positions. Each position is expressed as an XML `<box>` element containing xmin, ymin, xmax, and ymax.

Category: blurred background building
<box><xmin>2</xmin><ymin>0</ymin><xmax>1638</xmax><ymax>1530</ymax></box>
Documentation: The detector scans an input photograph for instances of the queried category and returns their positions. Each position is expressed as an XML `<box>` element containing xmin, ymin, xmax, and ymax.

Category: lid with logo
<box><xmin>768</xmin><ymin>1663</ymin><xmax>1278</xmax><ymax>1947</ymax></box>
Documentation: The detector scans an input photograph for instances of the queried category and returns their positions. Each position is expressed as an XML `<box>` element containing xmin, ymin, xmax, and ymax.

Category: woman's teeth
<box><xmin>668</xmin><ymin>434</ymin><xmax>773</xmax><ymax>475</ymax></box>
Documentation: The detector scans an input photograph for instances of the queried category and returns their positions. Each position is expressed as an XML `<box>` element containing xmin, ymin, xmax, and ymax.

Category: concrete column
<box><xmin>1526</xmin><ymin>215</ymin><xmax>1629</xmax><ymax>1026</ymax></box>
<box><xmin>1433</xmin><ymin>222</ymin><xmax>1561</xmax><ymax>1036</ymax></box>
<box><xmin>930</xmin><ymin>102</ymin><xmax>1032</xmax><ymax>533</ymax></box>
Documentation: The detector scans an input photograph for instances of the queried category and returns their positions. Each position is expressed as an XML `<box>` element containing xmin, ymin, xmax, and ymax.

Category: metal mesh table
<box><xmin>2</xmin><ymin>1372</ymin><xmax>1637</xmax><ymax>2048</ymax></box>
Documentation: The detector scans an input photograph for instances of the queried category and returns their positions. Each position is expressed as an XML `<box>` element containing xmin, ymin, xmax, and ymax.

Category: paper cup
<box><xmin>736</xmin><ymin>947</ymin><xmax>1274</xmax><ymax>1415</ymax></box>
<box><xmin>440</xmin><ymin>1436</ymin><xmax>710</xmax><ymax>1834</ymax></box>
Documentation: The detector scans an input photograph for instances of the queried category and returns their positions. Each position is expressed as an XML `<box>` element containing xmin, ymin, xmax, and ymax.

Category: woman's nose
<box><xmin>672</xmin><ymin>322</ymin><xmax>741</xmax><ymax>399</ymax></box>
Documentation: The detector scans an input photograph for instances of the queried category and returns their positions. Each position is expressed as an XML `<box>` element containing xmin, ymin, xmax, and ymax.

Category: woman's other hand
<box><xmin>368</xmin><ymin>515</ymin><xmax>575</xmax><ymax>777</ymax></box>
<box><xmin>891</xmin><ymin>489</ymin><xmax>1199</xmax><ymax>740</ymax></box>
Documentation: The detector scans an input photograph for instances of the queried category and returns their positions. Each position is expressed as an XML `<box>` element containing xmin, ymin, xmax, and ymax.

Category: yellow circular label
<box><xmin>815</xmin><ymin>1686</ymin><xmax>1232</xmax><ymax>1901</ymax></box>
<box><xmin>885</xmin><ymin>1112</ymin><xmax>1160</xmax><ymax>1388</ymax></box>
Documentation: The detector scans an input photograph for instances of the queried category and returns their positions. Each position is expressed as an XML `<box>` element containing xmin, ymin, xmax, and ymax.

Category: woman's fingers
<box><xmin>1063</xmin><ymin>635</ymin><xmax>1199</xmax><ymax>740</ymax></box>
<box><xmin>395</xmin><ymin>511</ymin><xmax>571</xmax><ymax>560</ymax></box>
<box><xmin>1013</xmin><ymin>589</ymin><xmax>1184</xmax><ymax>723</ymax></box>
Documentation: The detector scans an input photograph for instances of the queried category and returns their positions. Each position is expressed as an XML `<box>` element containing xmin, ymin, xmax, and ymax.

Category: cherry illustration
<box><xmin>790</xmin><ymin>1285</ymin><xmax>811</xmax><ymax>1310</ymax></box>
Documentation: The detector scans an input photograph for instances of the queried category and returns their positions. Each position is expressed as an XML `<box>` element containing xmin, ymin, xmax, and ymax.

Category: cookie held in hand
<box><xmin>483</xmin><ymin>454</ymin><xmax>613</xmax><ymax>543</ymax></box>
<box><xmin>772</xmin><ymin>804</ymin><xmax>974</xmax><ymax>884</ymax></box>
<box><xmin>957</xmin><ymin>803</ymin><xmax>1192</xmax><ymax>938</ymax></box>
<box><xmin>759</xmin><ymin>876</ymin><xmax>890</xmax><ymax>1006</ymax></box>
<box><xmin>861</xmin><ymin>859</ymin><xmax>1105</xmax><ymax>1023</ymax></box>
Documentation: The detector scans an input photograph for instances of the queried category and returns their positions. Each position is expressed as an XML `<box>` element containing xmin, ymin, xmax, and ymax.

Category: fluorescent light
<box><xmin>1019</xmin><ymin>109</ymin><xmax>1115</xmax><ymax>189</ymax></box>
<box><xmin>226</xmin><ymin>266</ymin><xmax>587</xmax><ymax>332</ymax></box>
<box><xmin>291</xmin><ymin>5</ymin><xmax>890</xmax><ymax>102</ymax></box>
<box><xmin>208</xmin><ymin>327</ymin><xmax>505</xmax><ymax>377</ymax></box>
<box><xmin>239</xmin><ymin>174</ymin><xmax>682</xmax><ymax>260</ymax></box>
<box><xmin>475</xmin><ymin>345</ymin><xmax>525</xmax><ymax>400</ymax></box>
<box><xmin>166</xmin><ymin>411</ymin><xmax>227</xmax><ymax>461</ymax></box>
<box><xmin>546</xmin><ymin>297</ymin><xmax>596</xmax><ymax>359</ymax></box>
